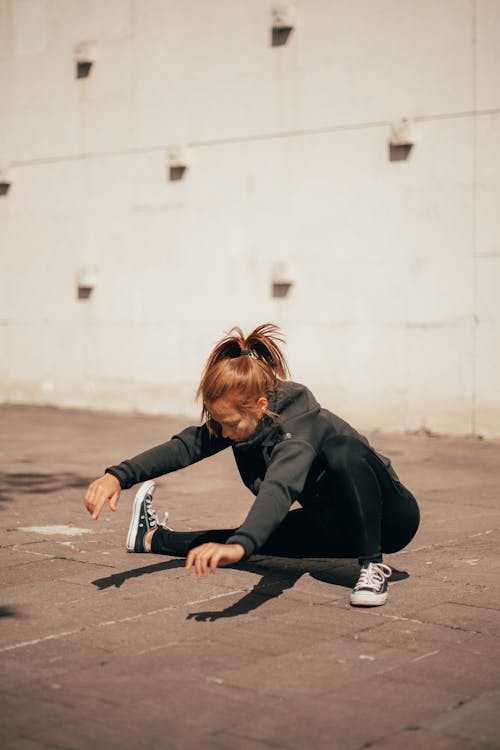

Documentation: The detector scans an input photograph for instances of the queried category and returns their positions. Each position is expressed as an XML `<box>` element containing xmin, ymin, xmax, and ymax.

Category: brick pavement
<box><xmin>1</xmin><ymin>404</ymin><xmax>499</xmax><ymax>750</ymax></box>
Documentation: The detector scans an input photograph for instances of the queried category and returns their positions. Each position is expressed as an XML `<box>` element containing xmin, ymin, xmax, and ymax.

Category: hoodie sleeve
<box><xmin>105</xmin><ymin>425</ymin><xmax>230</xmax><ymax>490</ymax></box>
<box><xmin>227</xmin><ymin>437</ymin><xmax>316</xmax><ymax>557</ymax></box>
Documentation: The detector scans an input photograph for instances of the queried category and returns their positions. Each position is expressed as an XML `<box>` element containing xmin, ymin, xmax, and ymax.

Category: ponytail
<box><xmin>197</xmin><ymin>323</ymin><xmax>290</xmax><ymax>429</ymax></box>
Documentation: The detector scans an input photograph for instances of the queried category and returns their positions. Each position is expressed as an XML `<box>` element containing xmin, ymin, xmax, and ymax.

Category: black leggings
<box><xmin>151</xmin><ymin>436</ymin><xmax>420</xmax><ymax>564</ymax></box>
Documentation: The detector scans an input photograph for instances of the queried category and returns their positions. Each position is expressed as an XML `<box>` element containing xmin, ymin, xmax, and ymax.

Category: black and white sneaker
<box><xmin>126</xmin><ymin>480</ymin><xmax>159</xmax><ymax>552</ymax></box>
<box><xmin>350</xmin><ymin>562</ymin><xmax>392</xmax><ymax>607</ymax></box>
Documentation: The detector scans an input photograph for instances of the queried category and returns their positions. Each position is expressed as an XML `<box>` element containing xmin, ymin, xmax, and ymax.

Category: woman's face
<box><xmin>208</xmin><ymin>394</ymin><xmax>268</xmax><ymax>442</ymax></box>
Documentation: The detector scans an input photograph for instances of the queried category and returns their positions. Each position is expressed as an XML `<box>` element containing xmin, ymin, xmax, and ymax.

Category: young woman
<box><xmin>84</xmin><ymin>323</ymin><xmax>420</xmax><ymax>607</ymax></box>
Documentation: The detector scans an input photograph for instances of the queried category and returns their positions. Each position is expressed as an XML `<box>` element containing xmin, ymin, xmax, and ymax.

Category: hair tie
<box><xmin>240</xmin><ymin>349</ymin><xmax>252</xmax><ymax>356</ymax></box>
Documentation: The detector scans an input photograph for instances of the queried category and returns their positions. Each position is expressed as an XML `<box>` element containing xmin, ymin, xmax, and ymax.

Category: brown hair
<box><xmin>197</xmin><ymin>323</ymin><xmax>291</xmax><ymax>431</ymax></box>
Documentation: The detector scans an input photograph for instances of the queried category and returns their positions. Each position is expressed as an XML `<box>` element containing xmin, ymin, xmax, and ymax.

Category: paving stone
<box><xmin>1</xmin><ymin>640</ymin><xmax>112</xmax><ymax>690</ymax></box>
<box><xmin>367</xmin><ymin>726</ymin><xmax>494</xmax><ymax>750</ymax></box>
<box><xmin>424</xmin><ymin>689</ymin><xmax>500</xmax><ymax>746</ymax></box>
<box><xmin>60</xmin><ymin>592</ymin><xmax>250</xmax><ymax>651</ymax></box>
<box><xmin>0</xmin><ymin>556</ymin><xmax>106</xmax><ymax>586</ymax></box>
<box><xmin>380</xmin><ymin>645</ymin><xmax>500</xmax><ymax>698</ymax></box>
<box><xmin>418</xmin><ymin>602</ymin><xmax>500</xmax><ymax>636</ymax></box>
<box><xmin>263</xmin><ymin>598</ymin><xmax>385</xmax><ymax>638</ymax></box>
<box><xmin>350</xmin><ymin>618</ymin><xmax>500</xmax><ymax>656</ymax></box>
<box><xmin>201</xmin><ymin>732</ymin><xmax>290</xmax><ymax>750</ymax></box>
<box><xmin>209</xmin><ymin>636</ymin><xmax>419</xmax><ymax>699</ymax></box>
<box><xmin>227</xmin><ymin>677</ymin><xmax>463</xmax><ymax>750</ymax></box>
<box><xmin>0</xmin><ymin>739</ymin><xmax>53</xmax><ymax>750</ymax></box>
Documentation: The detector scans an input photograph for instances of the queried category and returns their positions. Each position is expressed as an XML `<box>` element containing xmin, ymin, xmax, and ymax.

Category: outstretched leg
<box><xmin>127</xmin><ymin>480</ymin><xmax>360</xmax><ymax>559</ymax></box>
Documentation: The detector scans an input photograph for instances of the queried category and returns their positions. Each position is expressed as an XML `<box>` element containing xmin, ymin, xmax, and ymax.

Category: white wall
<box><xmin>1</xmin><ymin>0</ymin><xmax>499</xmax><ymax>435</ymax></box>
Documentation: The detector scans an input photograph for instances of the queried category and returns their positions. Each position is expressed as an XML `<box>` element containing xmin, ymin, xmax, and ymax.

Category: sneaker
<box><xmin>126</xmin><ymin>480</ymin><xmax>158</xmax><ymax>552</ymax></box>
<box><xmin>350</xmin><ymin>562</ymin><xmax>392</xmax><ymax>607</ymax></box>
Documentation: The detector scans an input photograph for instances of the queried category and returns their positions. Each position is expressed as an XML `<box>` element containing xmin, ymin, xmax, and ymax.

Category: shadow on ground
<box><xmin>92</xmin><ymin>559</ymin><xmax>187</xmax><ymax>590</ymax></box>
<box><xmin>0</xmin><ymin>471</ymin><xmax>93</xmax><ymax>504</ymax></box>
<box><xmin>92</xmin><ymin>558</ymin><xmax>409</xmax><ymax>621</ymax></box>
<box><xmin>0</xmin><ymin>605</ymin><xmax>21</xmax><ymax>619</ymax></box>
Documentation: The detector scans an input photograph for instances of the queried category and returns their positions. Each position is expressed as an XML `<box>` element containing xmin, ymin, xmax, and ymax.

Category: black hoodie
<box><xmin>106</xmin><ymin>381</ymin><xmax>398</xmax><ymax>558</ymax></box>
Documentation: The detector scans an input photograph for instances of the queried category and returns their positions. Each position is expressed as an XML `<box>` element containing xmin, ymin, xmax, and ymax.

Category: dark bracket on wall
<box><xmin>389</xmin><ymin>143</ymin><xmax>413</xmax><ymax>162</ymax></box>
<box><xmin>76</xmin><ymin>61</ymin><xmax>93</xmax><ymax>79</ymax></box>
<box><xmin>272</xmin><ymin>26</ymin><xmax>293</xmax><ymax>46</ymax></box>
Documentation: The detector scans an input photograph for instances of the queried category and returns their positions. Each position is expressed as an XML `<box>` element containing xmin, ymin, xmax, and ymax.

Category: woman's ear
<box><xmin>257</xmin><ymin>396</ymin><xmax>269</xmax><ymax>411</ymax></box>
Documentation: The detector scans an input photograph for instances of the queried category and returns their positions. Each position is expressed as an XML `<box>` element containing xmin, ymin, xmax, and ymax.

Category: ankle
<box><xmin>359</xmin><ymin>558</ymin><xmax>382</xmax><ymax>567</ymax></box>
<box><xmin>144</xmin><ymin>529</ymin><xmax>156</xmax><ymax>552</ymax></box>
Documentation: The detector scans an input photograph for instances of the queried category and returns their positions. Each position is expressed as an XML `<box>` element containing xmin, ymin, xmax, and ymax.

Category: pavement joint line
<box><xmin>0</xmin><ymin>587</ymin><xmax>248</xmax><ymax>654</ymax></box>
<box><xmin>6</xmin><ymin>545</ymin><xmax>116</xmax><ymax>568</ymax></box>
<box><xmin>11</xmin><ymin>542</ymin><xmax>116</xmax><ymax>568</ymax></box>
<box><xmin>0</xmin><ymin>630</ymin><xmax>83</xmax><ymax>653</ymax></box>
<box><xmin>375</xmin><ymin>650</ymin><xmax>441</xmax><ymax>676</ymax></box>
<box><xmin>11</xmin><ymin>546</ymin><xmax>54</xmax><ymax>559</ymax></box>
<box><xmin>214</xmin><ymin>729</ymin><xmax>288</xmax><ymax>750</ymax></box>
<box><xmin>405</xmin><ymin>528</ymin><xmax>498</xmax><ymax>553</ymax></box>
<box><xmin>374</xmin><ymin>612</ymin><xmax>426</xmax><ymax>625</ymax></box>
<box><xmin>409</xmin><ymin>649</ymin><xmax>440</xmax><ymax>663</ymax></box>
<box><xmin>137</xmin><ymin>640</ymin><xmax>182</xmax><ymax>655</ymax></box>
<box><xmin>376</xmin><ymin>609</ymin><xmax>498</xmax><ymax>637</ymax></box>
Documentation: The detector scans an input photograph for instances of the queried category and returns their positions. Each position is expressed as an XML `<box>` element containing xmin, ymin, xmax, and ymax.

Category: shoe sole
<box><xmin>350</xmin><ymin>591</ymin><xmax>388</xmax><ymax>607</ymax></box>
<box><xmin>126</xmin><ymin>480</ymin><xmax>156</xmax><ymax>552</ymax></box>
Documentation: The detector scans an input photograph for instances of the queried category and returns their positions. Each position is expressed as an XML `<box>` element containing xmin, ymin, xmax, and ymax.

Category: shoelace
<box><xmin>354</xmin><ymin>562</ymin><xmax>392</xmax><ymax>591</ymax></box>
<box><xmin>144</xmin><ymin>495</ymin><xmax>158</xmax><ymax>527</ymax></box>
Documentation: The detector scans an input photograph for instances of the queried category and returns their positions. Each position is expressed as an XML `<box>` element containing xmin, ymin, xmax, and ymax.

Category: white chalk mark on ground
<box><xmin>12</xmin><ymin>546</ymin><xmax>54</xmax><ymax>559</ymax></box>
<box><xmin>409</xmin><ymin>650</ymin><xmax>439</xmax><ymax>662</ymax></box>
<box><xmin>18</xmin><ymin>525</ymin><xmax>92</xmax><ymax>536</ymax></box>
<box><xmin>0</xmin><ymin>588</ymin><xmax>247</xmax><ymax>653</ymax></box>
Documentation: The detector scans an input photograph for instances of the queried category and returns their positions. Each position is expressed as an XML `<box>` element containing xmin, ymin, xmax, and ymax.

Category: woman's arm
<box><xmin>227</xmin><ymin>438</ymin><xmax>316</xmax><ymax>557</ymax></box>
<box><xmin>105</xmin><ymin>424</ymin><xmax>230</xmax><ymax>489</ymax></box>
<box><xmin>83</xmin><ymin>424</ymin><xmax>229</xmax><ymax>519</ymax></box>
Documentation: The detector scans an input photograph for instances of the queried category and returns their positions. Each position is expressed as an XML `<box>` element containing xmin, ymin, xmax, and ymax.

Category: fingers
<box><xmin>210</xmin><ymin>549</ymin><xmax>223</xmax><ymax>575</ymax></box>
<box><xmin>83</xmin><ymin>475</ymin><xmax>121</xmax><ymax>520</ymax></box>
<box><xmin>185</xmin><ymin>548</ymin><xmax>195</xmax><ymax>571</ymax></box>
<box><xmin>195</xmin><ymin>545</ymin><xmax>216</xmax><ymax>577</ymax></box>
<box><xmin>185</xmin><ymin>543</ymin><xmax>222</xmax><ymax>577</ymax></box>
<box><xmin>184</xmin><ymin>543</ymin><xmax>245</xmax><ymax>578</ymax></box>
<box><xmin>85</xmin><ymin>489</ymin><xmax>107</xmax><ymax>520</ymax></box>
<box><xmin>90</xmin><ymin>495</ymin><xmax>107</xmax><ymax>521</ymax></box>
<box><xmin>109</xmin><ymin>491</ymin><xmax>120</xmax><ymax>512</ymax></box>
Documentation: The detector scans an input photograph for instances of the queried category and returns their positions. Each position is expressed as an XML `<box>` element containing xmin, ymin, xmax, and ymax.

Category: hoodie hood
<box><xmin>233</xmin><ymin>380</ymin><xmax>322</xmax><ymax>451</ymax></box>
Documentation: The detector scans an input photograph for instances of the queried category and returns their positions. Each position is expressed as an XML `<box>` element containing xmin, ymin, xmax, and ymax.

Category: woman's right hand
<box><xmin>84</xmin><ymin>473</ymin><xmax>121</xmax><ymax>520</ymax></box>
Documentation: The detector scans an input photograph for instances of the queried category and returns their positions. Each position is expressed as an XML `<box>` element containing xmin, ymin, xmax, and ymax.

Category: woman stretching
<box><xmin>84</xmin><ymin>323</ymin><xmax>420</xmax><ymax>607</ymax></box>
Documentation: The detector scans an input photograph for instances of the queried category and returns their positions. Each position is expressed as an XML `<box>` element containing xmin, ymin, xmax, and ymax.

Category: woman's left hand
<box><xmin>185</xmin><ymin>542</ymin><xmax>245</xmax><ymax>577</ymax></box>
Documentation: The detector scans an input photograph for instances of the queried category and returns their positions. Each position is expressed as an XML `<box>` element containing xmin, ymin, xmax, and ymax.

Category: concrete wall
<box><xmin>1</xmin><ymin>0</ymin><xmax>499</xmax><ymax>435</ymax></box>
